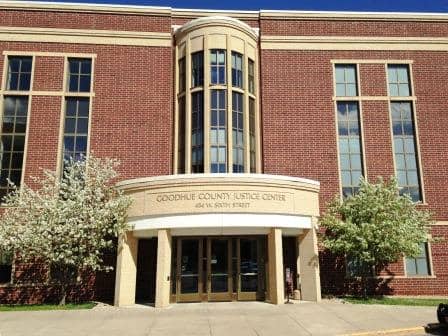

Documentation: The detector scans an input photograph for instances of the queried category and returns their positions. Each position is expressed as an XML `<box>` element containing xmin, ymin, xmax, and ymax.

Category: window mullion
<box><xmin>226</xmin><ymin>37</ymin><xmax>232</xmax><ymax>173</ymax></box>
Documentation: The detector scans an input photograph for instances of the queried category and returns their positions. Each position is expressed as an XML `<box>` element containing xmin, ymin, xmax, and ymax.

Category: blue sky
<box><xmin>33</xmin><ymin>0</ymin><xmax>448</xmax><ymax>12</ymax></box>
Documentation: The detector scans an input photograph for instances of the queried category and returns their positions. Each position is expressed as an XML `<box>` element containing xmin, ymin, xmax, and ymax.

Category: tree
<box><xmin>0</xmin><ymin>155</ymin><xmax>132</xmax><ymax>305</ymax></box>
<box><xmin>319</xmin><ymin>177</ymin><xmax>432</xmax><ymax>295</ymax></box>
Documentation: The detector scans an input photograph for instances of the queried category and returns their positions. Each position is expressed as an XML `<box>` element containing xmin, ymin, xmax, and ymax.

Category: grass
<box><xmin>343</xmin><ymin>296</ymin><xmax>448</xmax><ymax>307</ymax></box>
<box><xmin>0</xmin><ymin>302</ymin><xmax>96</xmax><ymax>312</ymax></box>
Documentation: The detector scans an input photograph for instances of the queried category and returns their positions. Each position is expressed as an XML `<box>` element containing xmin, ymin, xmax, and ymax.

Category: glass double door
<box><xmin>175</xmin><ymin>237</ymin><xmax>264</xmax><ymax>302</ymax></box>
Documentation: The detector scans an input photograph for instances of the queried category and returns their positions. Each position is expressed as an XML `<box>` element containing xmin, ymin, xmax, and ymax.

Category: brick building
<box><xmin>0</xmin><ymin>1</ymin><xmax>447</xmax><ymax>306</ymax></box>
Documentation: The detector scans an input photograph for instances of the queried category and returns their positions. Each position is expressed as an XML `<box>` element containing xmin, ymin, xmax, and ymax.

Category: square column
<box><xmin>267</xmin><ymin>228</ymin><xmax>284</xmax><ymax>304</ymax></box>
<box><xmin>114</xmin><ymin>231</ymin><xmax>138</xmax><ymax>307</ymax></box>
<box><xmin>299</xmin><ymin>220</ymin><xmax>321</xmax><ymax>301</ymax></box>
<box><xmin>155</xmin><ymin>229</ymin><xmax>172</xmax><ymax>308</ymax></box>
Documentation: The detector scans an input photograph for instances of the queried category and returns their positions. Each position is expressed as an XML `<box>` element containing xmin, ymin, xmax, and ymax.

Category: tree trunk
<box><xmin>361</xmin><ymin>276</ymin><xmax>368</xmax><ymax>298</ymax></box>
<box><xmin>59</xmin><ymin>285</ymin><xmax>67</xmax><ymax>306</ymax></box>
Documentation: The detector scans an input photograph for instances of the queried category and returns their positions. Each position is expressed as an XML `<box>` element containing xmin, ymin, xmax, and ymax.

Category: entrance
<box><xmin>173</xmin><ymin>236</ymin><xmax>266</xmax><ymax>303</ymax></box>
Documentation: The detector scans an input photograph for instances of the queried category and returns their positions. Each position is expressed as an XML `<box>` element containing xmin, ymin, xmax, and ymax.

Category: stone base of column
<box><xmin>267</xmin><ymin>228</ymin><xmax>284</xmax><ymax>305</ymax></box>
<box><xmin>299</xmin><ymin>223</ymin><xmax>321</xmax><ymax>302</ymax></box>
<box><xmin>114</xmin><ymin>231</ymin><xmax>138</xmax><ymax>307</ymax></box>
<box><xmin>155</xmin><ymin>229</ymin><xmax>172</xmax><ymax>308</ymax></box>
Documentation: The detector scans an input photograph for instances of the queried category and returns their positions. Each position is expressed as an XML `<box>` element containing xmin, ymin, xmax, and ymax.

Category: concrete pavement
<box><xmin>0</xmin><ymin>300</ymin><xmax>443</xmax><ymax>336</ymax></box>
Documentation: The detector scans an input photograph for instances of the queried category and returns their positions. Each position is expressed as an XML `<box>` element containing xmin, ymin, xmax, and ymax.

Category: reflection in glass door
<box><xmin>238</xmin><ymin>238</ymin><xmax>264</xmax><ymax>300</ymax></box>
<box><xmin>177</xmin><ymin>238</ymin><xmax>202</xmax><ymax>302</ymax></box>
<box><xmin>207</xmin><ymin>238</ymin><xmax>232</xmax><ymax>301</ymax></box>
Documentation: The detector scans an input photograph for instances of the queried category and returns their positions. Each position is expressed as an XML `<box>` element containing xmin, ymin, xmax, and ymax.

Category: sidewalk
<box><xmin>0</xmin><ymin>300</ymin><xmax>442</xmax><ymax>336</ymax></box>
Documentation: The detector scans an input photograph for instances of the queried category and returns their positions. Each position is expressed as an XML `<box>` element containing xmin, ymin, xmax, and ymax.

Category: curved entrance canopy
<box><xmin>114</xmin><ymin>174</ymin><xmax>321</xmax><ymax>308</ymax></box>
<box><xmin>117</xmin><ymin>173</ymin><xmax>320</xmax><ymax>232</ymax></box>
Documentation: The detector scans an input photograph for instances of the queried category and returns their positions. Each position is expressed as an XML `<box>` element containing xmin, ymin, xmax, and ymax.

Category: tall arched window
<box><xmin>174</xmin><ymin>17</ymin><xmax>260</xmax><ymax>174</ymax></box>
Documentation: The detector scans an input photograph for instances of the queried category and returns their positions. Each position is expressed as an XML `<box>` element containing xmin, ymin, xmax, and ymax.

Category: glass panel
<box><xmin>399</xmin><ymin>84</ymin><xmax>410</xmax><ymax>96</ymax></box>
<box><xmin>394</xmin><ymin>138</ymin><xmax>404</xmax><ymax>153</ymax></box>
<box><xmin>68</xmin><ymin>58</ymin><xmax>92</xmax><ymax>93</ymax></box>
<box><xmin>180</xmin><ymin>239</ymin><xmax>199</xmax><ymax>294</ymax></box>
<box><xmin>389</xmin><ymin>84</ymin><xmax>399</xmax><ymax>97</ymax></box>
<box><xmin>210</xmin><ymin>239</ymin><xmax>228</xmax><ymax>293</ymax></box>
<box><xmin>191</xmin><ymin>51</ymin><xmax>204</xmax><ymax>87</ymax></box>
<box><xmin>79</xmin><ymin>75</ymin><xmax>91</xmax><ymax>92</ymax></box>
<box><xmin>19</xmin><ymin>74</ymin><xmax>31</xmax><ymax>91</ymax></box>
<box><xmin>346</xmin><ymin>84</ymin><xmax>357</xmax><ymax>97</ymax></box>
<box><xmin>342</xmin><ymin>172</ymin><xmax>351</xmax><ymax>186</ymax></box>
<box><xmin>396</xmin><ymin>154</ymin><xmax>405</xmax><ymax>169</ymax></box>
<box><xmin>335</xmin><ymin>67</ymin><xmax>345</xmax><ymax>83</ymax></box>
<box><xmin>405</xmin><ymin>258</ymin><xmax>417</xmax><ymax>275</ymax></box>
<box><xmin>336</xmin><ymin>84</ymin><xmax>346</xmax><ymax>96</ymax></box>
<box><xmin>351</xmin><ymin>154</ymin><xmax>362</xmax><ymax>170</ymax></box>
<box><xmin>240</xmin><ymin>239</ymin><xmax>258</xmax><ymax>292</ymax></box>
<box><xmin>65</xmin><ymin>118</ymin><xmax>76</xmax><ymax>133</ymax></box>
<box><xmin>416</xmin><ymin>258</ymin><xmax>429</xmax><ymax>275</ymax></box>
<box><xmin>397</xmin><ymin>171</ymin><xmax>407</xmax><ymax>185</ymax></box>
<box><xmin>335</xmin><ymin>65</ymin><xmax>357</xmax><ymax>97</ymax></box>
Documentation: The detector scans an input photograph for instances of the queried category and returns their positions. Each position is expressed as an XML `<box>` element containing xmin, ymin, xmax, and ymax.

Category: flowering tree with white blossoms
<box><xmin>0</xmin><ymin>155</ymin><xmax>132</xmax><ymax>305</ymax></box>
<box><xmin>320</xmin><ymin>177</ymin><xmax>432</xmax><ymax>296</ymax></box>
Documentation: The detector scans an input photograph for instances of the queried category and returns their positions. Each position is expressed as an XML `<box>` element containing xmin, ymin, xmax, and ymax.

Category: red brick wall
<box><xmin>261</xmin><ymin>48</ymin><xmax>448</xmax><ymax>296</ymax></box>
<box><xmin>0</xmin><ymin>9</ymin><xmax>447</xmax><ymax>303</ymax></box>
<box><xmin>0</xmin><ymin>40</ymin><xmax>172</xmax><ymax>303</ymax></box>
<box><xmin>261</xmin><ymin>19</ymin><xmax>448</xmax><ymax>37</ymax></box>
<box><xmin>0</xmin><ymin>9</ymin><xmax>170</xmax><ymax>32</ymax></box>
<box><xmin>359</xmin><ymin>64</ymin><xmax>388</xmax><ymax>96</ymax></box>
<box><xmin>33</xmin><ymin>56</ymin><xmax>64</xmax><ymax>91</ymax></box>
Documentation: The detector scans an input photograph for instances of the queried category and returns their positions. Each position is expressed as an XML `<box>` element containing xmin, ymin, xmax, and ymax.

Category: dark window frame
<box><xmin>405</xmin><ymin>242</ymin><xmax>431</xmax><ymax>276</ymax></box>
<box><xmin>232</xmin><ymin>91</ymin><xmax>244</xmax><ymax>173</ymax></box>
<box><xmin>0</xmin><ymin>96</ymin><xmax>29</xmax><ymax>201</ymax></box>
<box><xmin>0</xmin><ymin>251</ymin><xmax>13</xmax><ymax>284</ymax></box>
<box><xmin>67</xmin><ymin>58</ymin><xmax>92</xmax><ymax>93</ymax></box>
<box><xmin>390</xmin><ymin>101</ymin><xmax>422</xmax><ymax>202</ymax></box>
<box><xmin>335</xmin><ymin>64</ymin><xmax>358</xmax><ymax>97</ymax></box>
<box><xmin>6</xmin><ymin>56</ymin><xmax>33</xmax><ymax>91</ymax></box>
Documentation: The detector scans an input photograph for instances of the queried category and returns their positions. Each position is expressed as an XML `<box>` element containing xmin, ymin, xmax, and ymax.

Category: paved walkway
<box><xmin>0</xmin><ymin>300</ymin><xmax>443</xmax><ymax>336</ymax></box>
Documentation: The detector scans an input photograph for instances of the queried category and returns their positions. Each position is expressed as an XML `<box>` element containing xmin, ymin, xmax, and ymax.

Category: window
<box><xmin>388</xmin><ymin>65</ymin><xmax>411</xmax><ymax>96</ymax></box>
<box><xmin>248</xmin><ymin>59</ymin><xmax>255</xmax><ymax>94</ymax></box>
<box><xmin>179</xmin><ymin>57</ymin><xmax>186</xmax><ymax>92</ymax></box>
<box><xmin>249</xmin><ymin>98</ymin><xmax>256</xmax><ymax>173</ymax></box>
<box><xmin>6</xmin><ymin>56</ymin><xmax>32</xmax><ymax>91</ymax></box>
<box><xmin>210</xmin><ymin>50</ymin><xmax>226</xmax><ymax>85</ymax></box>
<box><xmin>231</xmin><ymin>52</ymin><xmax>243</xmax><ymax>88</ymax></box>
<box><xmin>406</xmin><ymin>243</ymin><xmax>430</xmax><ymax>276</ymax></box>
<box><xmin>0</xmin><ymin>96</ymin><xmax>29</xmax><ymax>199</ymax></box>
<box><xmin>0</xmin><ymin>251</ymin><xmax>12</xmax><ymax>284</ymax></box>
<box><xmin>175</xmin><ymin>31</ymin><xmax>259</xmax><ymax>174</ymax></box>
<box><xmin>210</xmin><ymin>90</ymin><xmax>226</xmax><ymax>173</ymax></box>
<box><xmin>67</xmin><ymin>58</ymin><xmax>91</xmax><ymax>92</ymax></box>
<box><xmin>232</xmin><ymin>92</ymin><xmax>244</xmax><ymax>173</ymax></box>
<box><xmin>335</xmin><ymin>64</ymin><xmax>358</xmax><ymax>97</ymax></box>
<box><xmin>178</xmin><ymin>97</ymin><xmax>185</xmax><ymax>173</ymax></box>
<box><xmin>63</xmin><ymin>58</ymin><xmax>92</xmax><ymax>168</ymax></box>
<box><xmin>191</xmin><ymin>92</ymin><xmax>204</xmax><ymax>173</ymax></box>
<box><xmin>346</xmin><ymin>257</ymin><xmax>373</xmax><ymax>277</ymax></box>
<box><xmin>337</xmin><ymin>102</ymin><xmax>363</xmax><ymax>198</ymax></box>
<box><xmin>62</xmin><ymin>98</ymin><xmax>89</xmax><ymax>163</ymax></box>
<box><xmin>391</xmin><ymin>102</ymin><xmax>421</xmax><ymax>202</ymax></box>
<box><xmin>191</xmin><ymin>52</ymin><xmax>203</xmax><ymax>88</ymax></box>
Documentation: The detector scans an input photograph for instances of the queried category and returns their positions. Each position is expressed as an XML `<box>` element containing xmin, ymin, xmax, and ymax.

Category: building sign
<box><xmin>154</xmin><ymin>191</ymin><xmax>287</xmax><ymax>210</ymax></box>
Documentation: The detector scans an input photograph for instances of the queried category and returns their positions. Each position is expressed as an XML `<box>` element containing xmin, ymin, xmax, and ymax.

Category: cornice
<box><xmin>2</xmin><ymin>2</ymin><xmax>448</xmax><ymax>23</ymax></box>
<box><xmin>261</xmin><ymin>35</ymin><xmax>448</xmax><ymax>51</ymax></box>
<box><xmin>0</xmin><ymin>26</ymin><xmax>172</xmax><ymax>47</ymax></box>
<box><xmin>0</xmin><ymin>0</ymin><xmax>171</xmax><ymax>16</ymax></box>
<box><xmin>174</xmin><ymin>16</ymin><xmax>258</xmax><ymax>41</ymax></box>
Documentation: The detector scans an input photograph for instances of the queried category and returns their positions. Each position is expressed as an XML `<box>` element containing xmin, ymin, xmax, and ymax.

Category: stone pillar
<box><xmin>114</xmin><ymin>231</ymin><xmax>138</xmax><ymax>307</ymax></box>
<box><xmin>267</xmin><ymin>228</ymin><xmax>284</xmax><ymax>305</ymax></box>
<box><xmin>294</xmin><ymin>236</ymin><xmax>302</xmax><ymax>300</ymax></box>
<box><xmin>155</xmin><ymin>229</ymin><xmax>172</xmax><ymax>308</ymax></box>
<box><xmin>299</xmin><ymin>219</ymin><xmax>321</xmax><ymax>301</ymax></box>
